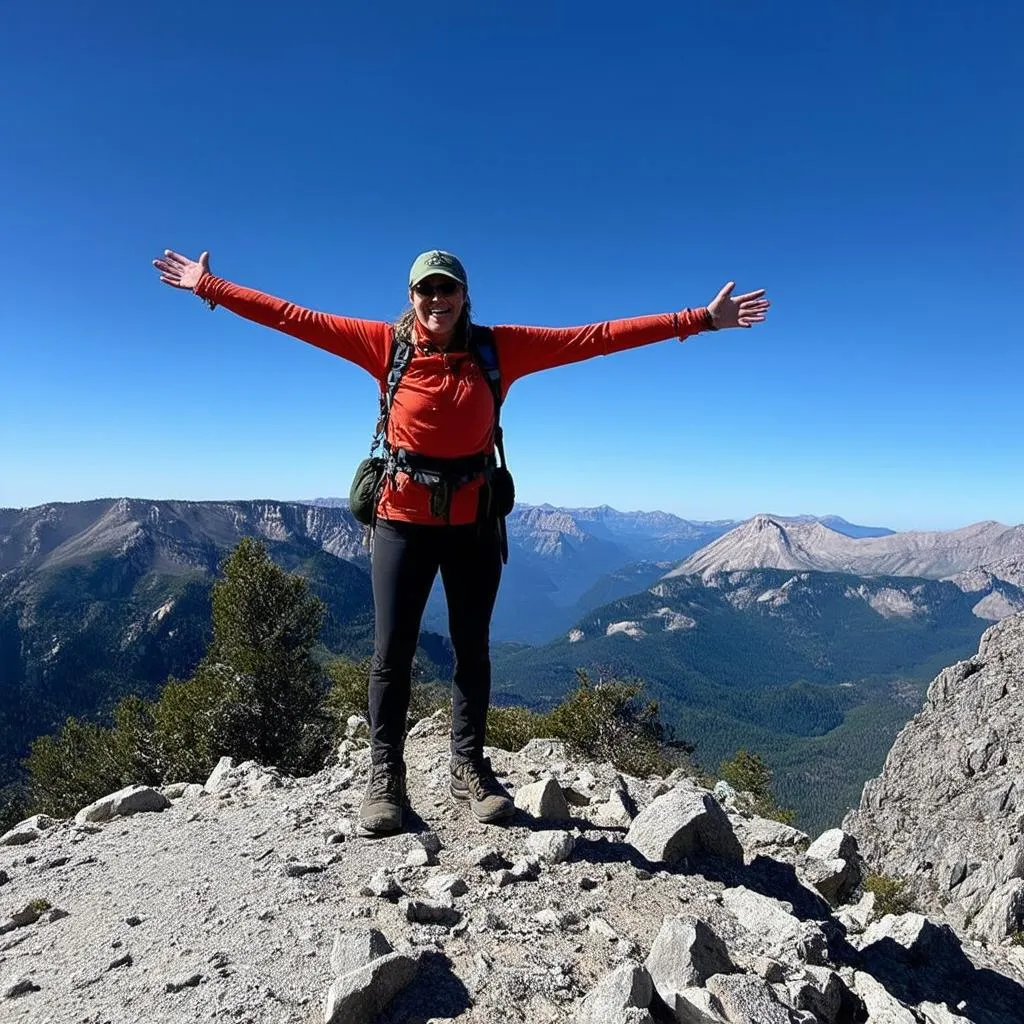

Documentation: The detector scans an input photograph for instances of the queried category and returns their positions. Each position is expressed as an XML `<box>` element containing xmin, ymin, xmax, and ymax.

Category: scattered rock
<box><xmin>75</xmin><ymin>785</ymin><xmax>170</xmax><ymax>825</ymax></box>
<box><xmin>527</xmin><ymin>829</ymin><xmax>575</xmax><ymax>864</ymax></box>
<box><xmin>575</xmin><ymin>962</ymin><xmax>653</xmax><ymax>1024</ymax></box>
<box><xmin>514</xmin><ymin>778</ymin><xmax>571</xmax><ymax>821</ymax></box>
<box><xmin>424</xmin><ymin>873</ymin><xmax>468</xmax><ymax>900</ymax></box>
<box><xmin>518</xmin><ymin>738</ymin><xmax>569</xmax><ymax>762</ymax></box>
<box><xmin>851</xmin><ymin>970</ymin><xmax>918</xmax><ymax>1023</ymax></box>
<box><xmin>645</xmin><ymin>915</ymin><xmax>735</xmax><ymax>1002</ymax></box>
<box><xmin>706</xmin><ymin>972</ymin><xmax>791</xmax><ymax>1024</ymax></box>
<box><xmin>330</xmin><ymin>928</ymin><xmax>392</xmax><ymax>976</ymax></box>
<box><xmin>626</xmin><ymin>786</ymin><xmax>743</xmax><ymax>866</ymax></box>
<box><xmin>204</xmin><ymin>757</ymin><xmax>236</xmax><ymax>794</ymax></box>
<box><xmin>466</xmin><ymin>846</ymin><xmax>507</xmax><ymax>871</ymax></box>
<box><xmin>801</xmin><ymin>829</ymin><xmax>862</xmax><ymax>906</ymax></box>
<box><xmin>787</xmin><ymin>965</ymin><xmax>847</xmax><ymax>1024</ymax></box>
<box><xmin>323</xmin><ymin>951</ymin><xmax>418</xmax><ymax>1024</ymax></box>
<box><xmin>360</xmin><ymin>869</ymin><xmax>403</xmax><ymax>899</ymax></box>
<box><xmin>721</xmin><ymin>887</ymin><xmax>827</xmax><ymax>964</ymax></box>
<box><xmin>0</xmin><ymin>815</ymin><xmax>56</xmax><ymax>847</ymax></box>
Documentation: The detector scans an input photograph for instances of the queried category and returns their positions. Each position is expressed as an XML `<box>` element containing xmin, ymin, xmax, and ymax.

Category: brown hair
<box><xmin>393</xmin><ymin>296</ymin><xmax>473</xmax><ymax>349</ymax></box>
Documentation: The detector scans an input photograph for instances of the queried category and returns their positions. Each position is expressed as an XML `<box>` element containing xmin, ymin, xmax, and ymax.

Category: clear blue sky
<box><xmin>2</xmin><ymin>2</ymin><xmax>1021</xmax><ymax>531</ymax></box>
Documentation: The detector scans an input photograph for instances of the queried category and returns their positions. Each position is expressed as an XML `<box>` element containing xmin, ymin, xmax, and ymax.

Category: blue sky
<box><xmin>1</xmin><ymin>2</ymin><xmax>1021</xmax><ymax>531</ymax></box>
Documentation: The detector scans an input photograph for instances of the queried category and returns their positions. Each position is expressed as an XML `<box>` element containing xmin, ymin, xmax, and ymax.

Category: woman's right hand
<box><xmin>153</xmin><ymin>249</ymin><xmax>210</xmax><ymax>291</ymax></box>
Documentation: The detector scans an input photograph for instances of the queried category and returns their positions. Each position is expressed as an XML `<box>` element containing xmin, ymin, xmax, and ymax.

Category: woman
<box><xmin>152</xmin><ymin>248</ymin><xmax>770</xmax><ymax>835</ymax></box>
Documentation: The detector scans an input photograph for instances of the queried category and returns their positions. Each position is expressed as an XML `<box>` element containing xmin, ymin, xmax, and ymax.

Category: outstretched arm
<box><xmin>152</xmin><ymin>250</ymin><xmax>391</xmax><ymax>379</ymax></box>
<box><xmin>494</xmin><ymin>282</ymin><xmax>770</xmax><ymax>388</ymax></box>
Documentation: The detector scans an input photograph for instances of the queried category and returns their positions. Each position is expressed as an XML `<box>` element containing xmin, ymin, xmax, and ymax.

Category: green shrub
<box><xmin>719</xmin><ymin>749</ymin><xmax>796</xmax><ymax>825</ymax></box>
<box><xmin>1010</xmin><ymin>930</ymin><xmax>1024</xmax><ymax>947</ymax></box>
<box><xmin>719</xmin><ymin>749</ymin><xmax>795</xmax><ymax>824</ymax></box>
<box><xmin>485</xmin><ymin>670</ymin><xmax>692</xmax><ymax>780</ymax></box>
<box><xmin>486</xmin><ymin>704</ymin><xmax>548</xmax><ymax>752</ymax></box>
<box><xmin>28</xmin><ymin>899</ymin><xmax>51</xmax><ymax>913</ymax></box>
<box><xmin>26</xmin><ymin>696</ymin><xmax>161</xmax><ymax>818</ymax></box>
<box><xmin>864</xmin><ymin>872</ymin><xmax>915</xmax><ymax>918</ymax></box>
<box><xmin>324</xmin><ymin>657</ymin><xmax>371</xmax><ymax>725</ymax></box>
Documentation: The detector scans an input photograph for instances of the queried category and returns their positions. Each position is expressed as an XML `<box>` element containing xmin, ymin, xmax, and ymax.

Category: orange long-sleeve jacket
<box><xmin>194</xmin><ymin>274</ymin><xmax>713</xmax><ymax>526</ymax></box>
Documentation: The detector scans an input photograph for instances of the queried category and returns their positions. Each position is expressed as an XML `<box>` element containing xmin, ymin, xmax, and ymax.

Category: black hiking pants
<box><xmin>368</xmin><ymin>518</ymin><xmax>502</xmax><ymax>766</ymax></box>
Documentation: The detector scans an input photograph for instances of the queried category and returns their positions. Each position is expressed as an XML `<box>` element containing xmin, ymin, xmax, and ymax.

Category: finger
<box><xmin>152</xmin><ymin>259</ymin><xmax>176</xmax><ymax>273</ymax></box>
<box><xmin>713</xmin><ymin>281</ymin><xmax>736</xmax><ymax>304</ymax></box>
<box><xmin>162</xmin><ymin>250</ymin><xmax>189</xmax><ymax>266</ymax></box>
<box><xmin>159</xmin><ymin>275</ymin><xmax>182</xmax><ymax>286</ymax></box>
<box><xmin>199</xmin><ymin>250</ymin><xmax>210</xmax><ymax>271</ymax></box>
<box><xmin>733</xmin><ymin>289</ymin><xmax>766</xmax><ymax>302</ymax></box>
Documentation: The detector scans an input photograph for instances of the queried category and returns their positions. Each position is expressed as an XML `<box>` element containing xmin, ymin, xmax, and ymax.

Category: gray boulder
<box><xmin>514</xmin><ymin>778</ymin><xmax>571</xmax><ymax>821</ymax></box>
<box><xmin>721</xmin><ymin>887</ymin><xmax>828</xmax><ymax>965</ymax></box>
<box><xmin>705</xmin><ymin>973</ymin><xmax>790</xmax><ymax>1024</ymax></box>
<box><xmin>0</xmin><ymin>815</ymin><xmax>56</xmax><ymax>846</ymax></box>
<box><xmin>968</xmin><ymin>877</ymin><xmax>1024</xmax><ymax>944</ymax></box>
<box><xmin>75</xmin><ymin>785</ymin><xmax>170</xmax><ymax>825</ymax></box>
<box><xmin>574</xmin><ymin>963</ymin><xmax>653</xmax><ymax>1024</ymax></box>
<box><xmin>527</xmin><ymin>829</ymin><xmax>575</xmax><ymax>864</ymax></box>
<box><xmin>801</xmin><ymin>829</ymin><xmax>862</xmax><ymax>906</ymax></box>
<box><xmin>329</xmin><ymin>928</ymin><xmax>392</xmax><ymax>976</ymax></box>
<box><xmin>787</xmin><ymin>966</ymin><xmax>847</xmax><ymax>1024</ymax></box>
<box><xmin>860</xmin><ymin>912</ymin><xmax>967</xmax><ymax>972</ymax></box>
<box><xmin>626</xmin><ymin>787</ymin><xmax>743</xmax><ymax>866</ymax></box>
<box><xmin>645</xmin><ymin>916</ymin><xmax>734</xmax><ymax>1007</ymax></box>
<box><xmin>850</xmin><ymin>971</ymin><xmax>918</xmax><ymax>1024</ymax></box>
<box><xmin>322</xmin><ymin>951</ymin><xmax>418</xmax><ymax>1024</ymax></box>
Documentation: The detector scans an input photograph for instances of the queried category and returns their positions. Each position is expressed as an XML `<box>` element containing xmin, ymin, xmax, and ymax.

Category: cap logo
<box><xmin>426</xmin><ymin>252</ymin><xmax>454</xmax><ymax>268</ymax></box>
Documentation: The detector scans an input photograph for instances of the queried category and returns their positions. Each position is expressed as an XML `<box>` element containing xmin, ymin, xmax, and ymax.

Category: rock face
<box><xmin>845</xmin><ymin>613</ymin><xmax>1024</xmax><ymax>941</ymax></box>
<box><xmin>2</xmin><ymin>721</ymin><xmax>1024</xmax><ymax>1023</ymax></box>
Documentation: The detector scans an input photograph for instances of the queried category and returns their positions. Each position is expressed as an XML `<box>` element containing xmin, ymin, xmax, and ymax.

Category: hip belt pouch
<box><xmin>349</xmin><ymin>456</ymin><xmax>385</xmax><ymax>525</ymax></box>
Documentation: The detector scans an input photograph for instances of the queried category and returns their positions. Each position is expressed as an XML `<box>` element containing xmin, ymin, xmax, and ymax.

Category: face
<box><xmin>410</xmin><ymin>274</ymin><xmax>465</xmax><ymax>340</ymax></box>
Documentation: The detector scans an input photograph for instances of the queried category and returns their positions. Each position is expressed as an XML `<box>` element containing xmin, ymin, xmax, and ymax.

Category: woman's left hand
<box><xmin>707</xmin><ymin>282</ymin><xmax>770</xmax><ymax>329</ymax></box>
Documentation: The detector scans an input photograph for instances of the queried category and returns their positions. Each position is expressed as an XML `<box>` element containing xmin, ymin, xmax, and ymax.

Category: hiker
<box><xmin>152</xmin><ymin>248</ymin><xmax>770</xmax><ymax>834</ymax></box>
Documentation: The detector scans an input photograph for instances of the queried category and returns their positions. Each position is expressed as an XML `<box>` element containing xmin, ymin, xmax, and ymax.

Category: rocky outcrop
<box><xmin>2</xmin><ymin>722</ymin><xmax>1023</xmax><ymax>1022</ymax></box>
<box><xmin>846</xmin><ymin>613</ymin><xmax>1024</xmax><ymax>943</ymax></box>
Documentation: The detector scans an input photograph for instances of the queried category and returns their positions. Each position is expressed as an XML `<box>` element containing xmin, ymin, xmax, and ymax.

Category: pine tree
<box><xmin>192</xmin><ymin>537</ymin><xmax>332</xmax><ymax>775</ymax></box>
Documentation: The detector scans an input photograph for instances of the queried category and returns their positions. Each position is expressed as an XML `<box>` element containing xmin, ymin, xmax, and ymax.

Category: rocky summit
<box><xmin>3</xmin><ymin>715</ymin><xmax>1024</xmax><ymax>1023</ymax></box>
<box><xmin>846</xmin><ymin>611</ymin><xmax>1024</xmax><ymax>947</ymax></box>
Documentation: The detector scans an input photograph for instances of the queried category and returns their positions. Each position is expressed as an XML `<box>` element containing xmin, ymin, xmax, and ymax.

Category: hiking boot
<box><xmin>358</xmin><ymin>761</ymin><xmax>406</xmax><ymax>835</ymax></box>
<box><xmin>450</xmin><ymin>756</ymin><xmax>514</xmax><ymax>824</ymax></box>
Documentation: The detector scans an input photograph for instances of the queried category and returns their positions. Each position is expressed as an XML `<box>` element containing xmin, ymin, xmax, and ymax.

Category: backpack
<box><xmin>349</xmin><ymin>323</ymin><xmax>513</xmax><ymax>561</ymax></box>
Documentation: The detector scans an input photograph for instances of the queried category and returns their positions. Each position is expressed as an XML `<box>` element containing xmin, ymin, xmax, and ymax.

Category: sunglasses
<box><xmin>413</xmin><ymin>279</ymin><xmax>461</xmax><ymax>298</ymax></box>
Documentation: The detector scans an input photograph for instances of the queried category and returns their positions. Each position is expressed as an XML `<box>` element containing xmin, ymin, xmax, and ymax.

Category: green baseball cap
<box><xmin>409</xmin><ymin>250</ymin><xmax>468</xmax><ymax>289</ymax></box>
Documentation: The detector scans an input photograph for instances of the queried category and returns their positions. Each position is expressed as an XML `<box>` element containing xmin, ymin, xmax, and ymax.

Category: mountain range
<box><xmin>3</xmin><ymin>498</ymin><xmax>1024</xmax><ymax>830</ymax></box>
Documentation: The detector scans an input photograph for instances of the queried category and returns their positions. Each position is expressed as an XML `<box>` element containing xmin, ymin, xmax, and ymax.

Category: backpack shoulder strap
<box><xmin>470</xmin><ymin>324</ymin><xmax>508</xmax><ymax>469</ymax></box>
<box><xmin>385</xmin><ymin>323</ymin><xmax>416</xmax><ymax>417</ymax></box>
<box><xmin>469</xmin><ymin>324</ymin><xmax>502</xmax><ymax>409</ymax></box>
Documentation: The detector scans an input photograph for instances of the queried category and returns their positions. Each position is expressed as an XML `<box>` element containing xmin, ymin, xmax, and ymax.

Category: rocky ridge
<box><xmin>846</xmin><ymin>612</ymin><xmax>1024</xmax><ymax>947</ymax></box>
<box><xmin>674</xmin><ymin>517</ymin><xmax>1024</xmax><ymax>589</ymax></box>
<box><xmin>3</xmin><ymin>716</ymin><xmax>1024</xmax><ymax>1022</ymax></box>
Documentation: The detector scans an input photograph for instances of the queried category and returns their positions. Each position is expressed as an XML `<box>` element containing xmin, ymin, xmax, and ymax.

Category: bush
<box><xmin>719</xmin><ymin>749</ymin><xmax>796</xmax><ymax>825</ymax></box>
<box><xmin>864</xmin><ymin>872</ymin><xmax>914</xmax><ymax>918</ymax></box>
<box><xmin>485</xmin><ymin>670</ymin><xmax>693</xmax><ymax>779</ymax></box>
<box><xmin>324</xmin><ymin>657</ymin><xmax>371</xmax><ymax>725</ymax></box>
<box><xmin>326</xmin><ymin>656</ymin><xmax>448</xmax><ymax>741</ymax></box>
<box><xmin>486</xmin><ymin>704</ymin><xmax>548</xmax><ymax>752</ymax></box>
<box><xmin>26</xmin><ymin>696</ymin><xmax>161</xmax><ymax>817</ymax></box>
